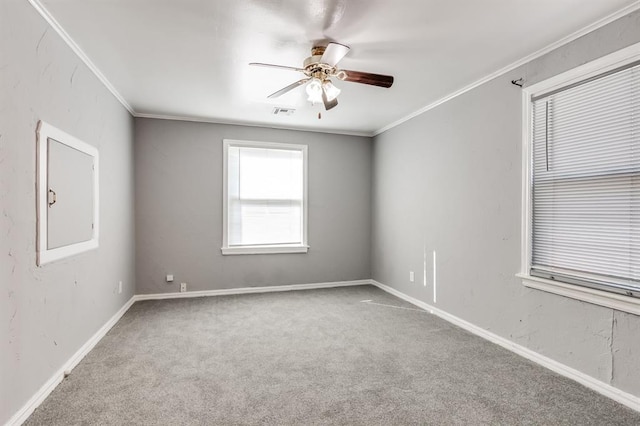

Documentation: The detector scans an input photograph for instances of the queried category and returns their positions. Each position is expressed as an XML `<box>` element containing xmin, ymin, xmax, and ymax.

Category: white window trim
<box><xmin>36</xmin><ymin>121</ymin><xmax>100</xmax><ymax>266</ymax></box>
<box><xmin>221</xmin><ymin>139</ymin><xmax>308</xmax><ymax>255</ymax></box>
<box><xmin>519</xmin><ymin>42</ymin><xmax>640</xmax><ymax>315</ymax></box>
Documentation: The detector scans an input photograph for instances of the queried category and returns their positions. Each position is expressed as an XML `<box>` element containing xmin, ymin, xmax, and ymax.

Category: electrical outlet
<box><xmin>180</xmin><ymin>282</ymin><xmax>187</xmax><ymax>292</ymax></box>
<box><xmin>118</xmin><ymin>281</ymin><xmax>122</xmax><ymax>294</ymax></box>
<box><xmin>409</xmin><ymin>271</ymin><xmax>415</xmax><ymax>282</ymax></box>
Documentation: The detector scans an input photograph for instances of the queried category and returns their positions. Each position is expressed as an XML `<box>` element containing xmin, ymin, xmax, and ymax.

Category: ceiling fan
<box><xmin>250</xmin><ymin>42</ymin><xmax>394</xmax><ymax>111</ymax></box>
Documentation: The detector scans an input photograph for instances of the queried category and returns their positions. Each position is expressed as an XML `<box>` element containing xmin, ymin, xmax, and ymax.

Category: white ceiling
<box><xmin>37</xmin><ymin>0</ymin><xmax>639</xmax><ymax>136</ymax></box>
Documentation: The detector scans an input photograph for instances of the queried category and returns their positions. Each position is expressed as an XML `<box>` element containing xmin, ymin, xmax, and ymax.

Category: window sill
<box><xmin>221</xmin><ymin>245</ymin><xmax>309</xmax><ymax>255</ymax></box>
<box><xmin>517</xmin><ymin>273</ymin><xmax>640</xmax><ymax>316</ymax></box>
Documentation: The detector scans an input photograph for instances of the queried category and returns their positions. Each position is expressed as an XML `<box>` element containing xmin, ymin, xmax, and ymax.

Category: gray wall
<box><xmin>3</xmin><ymin>1</ymin><xmax>638</xmax><ymax>422</ymax></box>
<box><xmin>0</xmin><ymin>1</ymin><xmax>136</xmax><ymax>423</ymax></box>
<box><xmin>372</xmin><ymin>11</ymin><xmax>640</xmax><ymax>398</ymax></box>
<box><xmin>135</xmin><ymin>118</ymin><xmax>371</xmax><ymax>294</ymax></box>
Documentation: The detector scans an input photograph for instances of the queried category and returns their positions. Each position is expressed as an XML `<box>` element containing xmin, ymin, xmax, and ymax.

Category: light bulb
<box><xmin>322</xmin><ymin>80</ymin><xmax>341</xmax><ymax>102</ymax></box>
<box><xmin>306</xmin><ymin>78</ymin><xmax>323</xmax><ymax>104</ymax></box>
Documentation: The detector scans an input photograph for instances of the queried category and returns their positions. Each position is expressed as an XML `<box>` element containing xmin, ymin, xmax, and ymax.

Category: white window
<box><xmin>222</xmin><ymin>139</ymin><xmax>308</xmax><ymax>255</ymax></box>
<box><xmin>519</xmin><ymin>43</ymin><xmax>640</xmax><ymax>315</ymax></box>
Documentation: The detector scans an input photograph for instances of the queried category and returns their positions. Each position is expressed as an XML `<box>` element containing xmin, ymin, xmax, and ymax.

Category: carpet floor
<box><xmin>25</xmin><ymin>285</ymin><xmax>640</xmax><ymax>425</ymax></box>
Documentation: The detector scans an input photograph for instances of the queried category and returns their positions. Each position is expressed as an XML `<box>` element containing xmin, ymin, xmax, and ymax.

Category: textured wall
<box><xmin>135</xmin><ymin>118</ymin><xmax>371</xmax><ymax>294</ymax></box>
<box><xmin>0</xmin><ymin>1</ymin><xmax>136</xmax><ymax>423</ymax></box>
<box><xmin>371</xmin><ymin>10</ymin><xmax>640</xmax><ymax>398</ymax></box>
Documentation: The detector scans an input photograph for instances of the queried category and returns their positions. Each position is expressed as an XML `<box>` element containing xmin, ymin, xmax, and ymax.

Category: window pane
<box><xmin>229</xmin><ymin>200</ymin><xmax>302</xmax><ymax>246</ymax></box>
<box><xmin>531</xmin><ymin>64</ymin><xmax>640</xmax><ymax>294</ymax></box>
<box><xmin>239</xmin><ymin>147</ymin><xmax>303</xmax><ymax>200</ymax></box>
<box><xmin>227</xmin><ymin>144</ymin><xmax>305</xmax><ymax>247</ymax></box>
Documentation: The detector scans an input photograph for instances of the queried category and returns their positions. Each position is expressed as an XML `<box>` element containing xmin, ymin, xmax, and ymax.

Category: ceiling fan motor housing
<box><xmin>304</xmin><ymin>53</ymin><xmax>336</xmax><ymax>80</ymax></box>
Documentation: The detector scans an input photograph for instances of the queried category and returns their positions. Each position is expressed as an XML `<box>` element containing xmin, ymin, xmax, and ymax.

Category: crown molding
<box><xmin>29</xmin><ymin>0</ymin><xmax>640</xmax><ymax>138</ymax></box>
<box><xmin>27</xmin><ymin>0</ymin><xmax>370</xmax><ymax>137</ymax></box>
<box><xmin>28</xmin><ymin>0</ymin><xmax>135</xmax><ymax>115</ymax></box>
<box><xmin>133</xmin><ymin>112</ymin><xmax>374</xmax><ymax>138</ymax></box>
<box><xmin>373</xmin><ymin>0</ymin><xmax>640</xmax><ymax>136</ymax></box>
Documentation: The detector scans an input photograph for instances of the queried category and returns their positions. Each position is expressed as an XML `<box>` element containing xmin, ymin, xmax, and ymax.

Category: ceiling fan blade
<box><xmin>321</xmin><ymin>87</ymin><xmax>338</xmax><ymax>110</ymax></box>
<box><xmin>337</xmin><ymin>70</ymin><xmax>394</xmax><ymax>88</ymax></box>
<box><xmin>250</xmin><ymin>62</ymin><xmax>306</xmax><ymax>73</ymax></box>
<box><xmin>320</xmin><ymin>42</ymin><xmax>350</xmax><ymax>67</ymax></box>
<box><xmin>267</xmin><ymin>78</ymin><xmax>310</xmax><ymax>98</ymax></box>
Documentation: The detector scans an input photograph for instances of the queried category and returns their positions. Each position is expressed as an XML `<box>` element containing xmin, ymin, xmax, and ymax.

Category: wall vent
<box><xmin>272</xmin><ymin>107</ymin><xmax>295</xmax><ymax>116</ymax></box>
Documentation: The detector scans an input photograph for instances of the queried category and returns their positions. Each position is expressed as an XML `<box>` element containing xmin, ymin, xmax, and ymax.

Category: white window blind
<box><xmin>530</xmin><ymin>62</ymin><xmax>640</xmax><ymax>297</ymax></box>
<box><xmin>226</xmin><ymin>142</ymin><xmax>306</xmax><ymax>249</ymax></box>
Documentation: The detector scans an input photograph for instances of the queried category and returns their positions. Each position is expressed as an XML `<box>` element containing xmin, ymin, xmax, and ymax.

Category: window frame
<box><xmin>221</xmin><ymin>139</ymin><xmax>309</xmax><ymax>255</ymax></box>
<box><xmin>518</xmin><ymin>42</ymin><xmax>640</xmax><ymax>316</ymax></box>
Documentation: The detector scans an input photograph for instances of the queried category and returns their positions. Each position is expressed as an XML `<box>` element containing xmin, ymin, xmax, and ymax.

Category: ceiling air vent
<box><xmin>272</xmin><ymin>107</ymin><xmax>295</xmax><ymax>116</ymax></box>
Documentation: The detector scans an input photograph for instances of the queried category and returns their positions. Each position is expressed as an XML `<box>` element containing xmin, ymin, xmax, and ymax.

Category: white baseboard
<box><xmin>370</xmin><ymin>279</ymin><xmax>640</xmax><ymax>413</ymax></box>
<box><xmin>7</xmin><ymin>280</ymin><xmax>371</xmax><ymax>425</ymax></box>
<box><xmin>6</xmin><ymin>296</ymin><xmax>136</xmax><ymax>426</ymax></box>
<box><xmin>134</xmin><ymin>279</ymin><xmax>371</xmax><ymax>301</ymax></box>
<box><xmin>13</xmin><ymin>278</ymin><xmax>636</xmax><ymax>426</ymax></box>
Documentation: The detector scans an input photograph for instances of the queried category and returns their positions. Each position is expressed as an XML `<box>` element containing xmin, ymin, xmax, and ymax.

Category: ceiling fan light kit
<box><xmin>250</xmin><ymin>42</ymin><xmax>394</xmax><ymax>113</ymax></box>
<box><xmin>322</xmin><ymin>80</ymin><xmax>341</xmax><ymax>102</ymax></box>
<box><xmin>306</xmin><ymin>78</ymin><xmax>323</xmax><ymax>104</ymax></box>
<box><xmin>306</xmin><ymin>79</ymin><xmax>340</xmax><ymax>104</ymax></box>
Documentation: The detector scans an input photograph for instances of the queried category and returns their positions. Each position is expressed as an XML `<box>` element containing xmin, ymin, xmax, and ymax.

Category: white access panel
<box><xmin>47</xmin><ymin>138</ymin><xmax>95</xmax><ymax>249</ymax></box>
<box><xmin>36</xmin><ymin>121</ymin><xmax>99</xmax><ymax>265</ymax></box>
